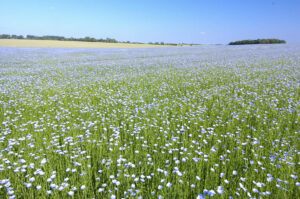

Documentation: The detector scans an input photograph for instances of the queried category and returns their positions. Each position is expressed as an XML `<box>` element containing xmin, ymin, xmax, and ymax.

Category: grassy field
<box><xmin>0</xmin><ymin>39</ymin><xmax>172</xmax><ymax>48</ymax></box>
<box><xmin>0</xmin><ymin>45</ymin><xmax>299</xmax><ymax>198</ymax></box>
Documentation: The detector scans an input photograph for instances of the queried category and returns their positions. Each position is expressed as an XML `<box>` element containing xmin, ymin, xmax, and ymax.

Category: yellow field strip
<box><xmin>0</xmin><ymin>39</ymin><xmax>173</xmax><ymax>48</ymax></box>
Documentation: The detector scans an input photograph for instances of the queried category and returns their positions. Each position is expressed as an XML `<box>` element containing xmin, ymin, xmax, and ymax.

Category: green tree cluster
<box><xmin>1</xmin><ymin>34</ymin><xmax>182</xmax><ymax>45</ymax></box>
<box><xmin>148</xmin><ymin>42</ymin><xmax>177</xmax><ymax>46</ymax></box>
<box><xmin>229</xmin><ymin>39</ymin><xmax>286</xmax><ymax>45</ymax></box>
<box><xmin>0</xmin><ymin>34</ymin><xmax>23</xmax><ymax>39</ymax></box>
<box><xmin>0</xmin><ymin>34</ymin><xmax>118</xmax><ymax>43</ymax></box>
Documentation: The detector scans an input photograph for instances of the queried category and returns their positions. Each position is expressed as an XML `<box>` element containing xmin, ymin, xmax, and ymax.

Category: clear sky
<box><xmin>1</xmin><ymin>0</ymin><xmax>299</xmax><ymax>44</ymax></box>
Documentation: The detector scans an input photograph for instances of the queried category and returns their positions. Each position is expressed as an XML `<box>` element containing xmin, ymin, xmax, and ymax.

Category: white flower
<box><xmin>176</xmin><ymin>171</ymin><xmax>183</xmax><ymax>177</ymax></box>
<box><xmin>46</xmin><ymin>178</ymin><xmax>52</xmax><ymax>182</ymax></box>
<box><xmin>247</xmin><ymin>192</ymin><xmax>252</xmax><ymax>197</ymax></box>
<box><xmin>166</xmin><ymin>182</ymin><xmax>172</xmax><ymax>188</ymax></box>
<box><xmin>220</xmin><ymin>173</ymin><xmax>225</xmax><ymax>178</ymax></box>
<box><xmin>252</xmin><ymin>188</ymin><xmax>259</xmax><ymax>193</ymax></box>
<box><xmin>217</xmin><ymin>186</ymin><xmax>224</xmax><ymax>194</ymax></box>
<box><xmin>207</xmin><ymin>190</ymin><xmax>216</xmax><ymax>196</ymax></box>
<box><xmin>196</xmin><ymin>194</ymin><xmax>205</xmax><ymax>199</ymax></box>
<box><xmin>50</xmin><ymin>175</ymin><xmax>56</xmax><ymax>179</ymax></box>
<box><xmin>68</xmin><ymin>191</ymin><xmax>74</xmax><ymax>196</ymax></box>
<box><xmin>81</xmin><ymin>185</ymin><xmax>86</xmax><ymax>190</ymax></box>
<box><xmin>239</xmin><ymin>183</ymin><xmax>247</xmax><ymax>191</ymax></box>
<box><xmin>233</xmin><ymin>170</ymin><xmax>237</xmax><ymax>175</ymax></box>
<box><xmin>29</xmin><ymin>177</ymin><xmax>35</xmax><ymax>182</ymax></box>
<box><xmin>36</xmin><ymin>185</ymin><xmax>42</xmax><ymax>190</ymax></box>
<box><xmin>158</xmin><ymin>185</ymin><xmax>163</xmax><ymax>190</ymax></box>
<box><xmin>291</xmin><ymin>175</ymin><xmax>298</xmax><ymax>179</ymax></box>
<box><xmin>40</xmin><ymin>158</ymin><xmax>47</xmax><ymax>165</ymax></box>
<box><xmin>240</xmin><ymin>177</ymin><xmax>246</xmax><ymax>182</ymax></box>
<box><xmin>98</xmin><ymin>188</ymin><xmax>104</xmax><ymax>192</ymax></box>
<box><xmin>50</xmin><ymin>183</ymin><xmax>57</xmax><ymax>190</ymax></box>
<box><xmin>267</xmin><ymin>177</ymin><xmax>273</xmax><ymax>182</ymax></box>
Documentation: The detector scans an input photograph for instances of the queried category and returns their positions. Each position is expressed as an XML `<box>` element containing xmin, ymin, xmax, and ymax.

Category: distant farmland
<box><xmin>0</xmin><ymin>39</ymin><xmax>173</xmax><ymax>48</ymax></box>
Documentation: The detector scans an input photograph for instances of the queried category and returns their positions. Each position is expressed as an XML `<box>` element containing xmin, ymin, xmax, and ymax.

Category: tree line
<box><xmin>0</xmin><ymin>34</ymin><xmax>178</xmax><ymax>45</ymax></box>
<box><xmin>229</xmin><ymin>39</ymin><xmax>286</xmax><ymax>45</ymax></box>
<box><xmin>0</xmin><ymin>34</ymin><xmax>118</xmax><ymax>43</ymax></box>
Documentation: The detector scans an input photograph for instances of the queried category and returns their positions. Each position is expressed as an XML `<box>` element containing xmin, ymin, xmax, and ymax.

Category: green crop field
<box><xmin>0</xmin><ymin>45</ymin><xmax>299</xmax><ymax>198</ymax></box>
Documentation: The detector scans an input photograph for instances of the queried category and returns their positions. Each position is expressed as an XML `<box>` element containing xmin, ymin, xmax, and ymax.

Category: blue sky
<box><xmin>1</xmin><ymin>0</ymin><xmax>299</xmax><ymax>44</ymax></box>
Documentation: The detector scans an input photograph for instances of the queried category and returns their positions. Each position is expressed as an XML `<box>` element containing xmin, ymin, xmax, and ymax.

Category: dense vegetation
<box><xmin>0</xmin><ymin>45</ymin><xmax>299</xmax><ymax>198</ymax></box>
<box><xmin>0</xmin><ymin>34</ymin><xmax>178</xmax><ymax>45</ymax></box>
<box><xmin>0</xmin><ymin>34</ymin><xmax>118</xmax><ymax>43</ymax></box>
<box><xmin>229</xmin><ymin>39</ymin><xmax>286</xmax><ymax>45</ymax></box>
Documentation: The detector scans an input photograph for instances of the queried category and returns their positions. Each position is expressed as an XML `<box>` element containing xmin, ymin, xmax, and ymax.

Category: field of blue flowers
<box><xmin>0</xmin><ymin>45</ymin><xmax>299</xmax><ymax>198</ymax></box>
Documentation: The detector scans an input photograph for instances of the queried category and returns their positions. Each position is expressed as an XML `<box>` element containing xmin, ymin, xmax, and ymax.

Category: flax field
<box><xmin>0</xmin><ymin>45</ymin><xmax>299</xmax><ymax>198</ymax></box>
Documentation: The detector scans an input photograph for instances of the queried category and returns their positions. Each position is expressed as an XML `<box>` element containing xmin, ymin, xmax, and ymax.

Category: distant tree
<box><xmin>229</xmin><ymin>39</ymin><xmax>286</xmax><ymax>45</ymax></box>
<box><xmin>26</xmin><ymin>35</ymin><xmax>38</xmax><ymax>39</ymax></box>
<box><xmin>105</xmin><ymin>38</ymin><xmax>117</xmax><ymax>43</ymax></box>
<box><xmin>0</xmin><ymin>34</ymin><xmax>11</xmax><ymax>39</ymax></box>
<box><xmin>1</xmin><ymin>33</ymin><xmax>179</xmax><ymax>45</ymax></box>
<box><xmin>41</xmin><ymin>35</ymin><xmax>65</xmax><ymax>40</ymax></box>
<box><xmin>81</xmin><ymin>37</ymin><xmax>96</xmax><ymax>42</ymax></box>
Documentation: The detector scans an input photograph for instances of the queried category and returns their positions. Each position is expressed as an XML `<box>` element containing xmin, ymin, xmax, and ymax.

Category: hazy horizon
<box><xmin>1</xmin><ymin>0</ymin><xmax>300</xmax><ymax>44</ymax></box>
